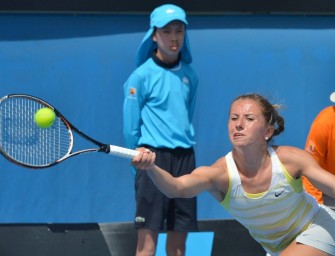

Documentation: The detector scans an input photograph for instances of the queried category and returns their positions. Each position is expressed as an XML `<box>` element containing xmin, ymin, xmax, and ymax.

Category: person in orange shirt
<box><xmin>303</xmin><ymin>92</ymin><xmax>335</xmax><ymax>210</ymax></box>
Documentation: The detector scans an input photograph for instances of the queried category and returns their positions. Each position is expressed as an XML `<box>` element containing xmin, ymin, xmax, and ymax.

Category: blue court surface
<box><xmin>156</xmin><ymin>232</ymin><xmax>214</xmax><ymax>255</ymax></box>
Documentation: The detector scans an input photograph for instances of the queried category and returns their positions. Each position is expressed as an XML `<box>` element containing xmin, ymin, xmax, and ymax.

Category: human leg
<box><xmin>136</xmin><ymin>228</ymin><xmax>159</xmax><ymax>256</ymax></box>
<box><xmin>134</xmin><ymin>149</ymin><xmax>167</xmax><ymax>256</ymax></box>
<box><xmin>165</xmin><ymin>148</ymin><xmax>197</xmax><ymax>256</ymax></box>
<box><xmin>165</xmin><ymin>196</ymin><xmax>196</xmax><ymax>256</ymax></box>
<box><xmin>135</xmin><ymin>147</ymin><xmax>197</xmax><ymax>256</ymax></box>
<box><xmin>166</xmin><ymin>230</ymin><xmax>188</xmax><ymax>256</ymax></box>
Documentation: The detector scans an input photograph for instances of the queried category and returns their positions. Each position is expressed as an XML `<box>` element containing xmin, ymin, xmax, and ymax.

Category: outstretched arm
<box><xmin>132</xmin><ymin>148</ymin><xmax>220</xmax><ymax>199</ymax></box>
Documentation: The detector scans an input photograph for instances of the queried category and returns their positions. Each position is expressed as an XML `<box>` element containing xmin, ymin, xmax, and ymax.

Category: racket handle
<box><xmin>108</xmin><ymin>145</ymin><xmax>139</xmax><ymax>159</ymax></box>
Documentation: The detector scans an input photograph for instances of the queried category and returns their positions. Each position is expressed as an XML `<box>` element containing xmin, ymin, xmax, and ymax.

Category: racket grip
<box><xmin>108</xmin><ymin>145</ymin><xmax>139</xmax><ymax>159</ymax></box>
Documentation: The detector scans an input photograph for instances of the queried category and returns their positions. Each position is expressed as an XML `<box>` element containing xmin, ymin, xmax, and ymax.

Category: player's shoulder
<box><xmin>275</xmin><ymin>145</ymin><xmax>302</xmax><ymax>155</ymax></box>
<box><xmin>275</xmin><ymin>145</ymin><xmax>309</xmax><ymax>163</ymax></box>
<box><xmin>275</xmin><ymin>145</ymin><xmax>318</xmax><ymax>177</ymax></box>
<box><xmin>195</xmin><ymin>156</ymin><xmax>227</xmax><ymax>174</ymax></box>
<box><xmin>211</xmin><ymin>156</ymin><xmax>228</xmax><ymax>172</ymax></box>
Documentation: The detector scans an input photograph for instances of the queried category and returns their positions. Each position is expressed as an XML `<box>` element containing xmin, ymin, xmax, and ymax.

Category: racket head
<box><xmin>0</xmin><ymin>94</ymin><xmax>73</xmax><ymax>169</ymax></box>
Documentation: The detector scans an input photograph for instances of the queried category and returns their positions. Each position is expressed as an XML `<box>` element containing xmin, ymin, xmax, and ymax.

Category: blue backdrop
<box><xmin>0</xmin><ymin>13</ymin><xmax>334</xmax><ymax>223</ymax></box>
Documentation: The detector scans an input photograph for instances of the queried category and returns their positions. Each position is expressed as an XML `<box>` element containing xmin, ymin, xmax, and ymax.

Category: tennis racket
<box><xmin>0</xmin><ymin>94</ymin><xmax>138</xmax><ymax>169</ymax></box>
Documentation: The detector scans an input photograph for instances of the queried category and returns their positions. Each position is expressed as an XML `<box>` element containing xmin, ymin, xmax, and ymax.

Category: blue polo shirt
<box><xmin>123</xmin><ymin>56</ymin><xmax>198</xmax><ymax>149</ymax></box>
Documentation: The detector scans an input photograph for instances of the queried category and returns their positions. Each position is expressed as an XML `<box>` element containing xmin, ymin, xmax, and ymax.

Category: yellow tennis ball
<box><xmin>34</xmin><ymin>107</ymin><xmax>56</xmax><ymax>128</ymax></box>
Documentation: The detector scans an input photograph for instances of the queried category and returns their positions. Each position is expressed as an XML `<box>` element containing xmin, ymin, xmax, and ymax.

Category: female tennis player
<box><xmin>131</xmin><ymin>93</ymin><xmax>335</xmax><ymax>256</ymax></box>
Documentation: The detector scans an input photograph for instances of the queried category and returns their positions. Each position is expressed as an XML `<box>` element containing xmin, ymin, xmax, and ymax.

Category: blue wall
<box><xmin>0</xmin><ymin>13</ymin><xmax>334</xmax><ymax>223</ymax></box>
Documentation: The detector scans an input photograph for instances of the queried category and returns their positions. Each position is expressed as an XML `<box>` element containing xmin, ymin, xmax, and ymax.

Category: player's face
<box><xmin>152</xmin><ymin>20</ymin><xmax>186</xmax><ymax>64</ymax></box>
<box><xmin>228</xmin><ymin>99</ymin><xmax>271</xmax><ymax>149</ymax></box>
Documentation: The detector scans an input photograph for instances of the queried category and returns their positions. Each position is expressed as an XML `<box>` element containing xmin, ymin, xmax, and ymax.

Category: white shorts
<box><xmin>296</xmin><ymin>204</ymin><xmax>335</xmax><ymax>255</ymax></box>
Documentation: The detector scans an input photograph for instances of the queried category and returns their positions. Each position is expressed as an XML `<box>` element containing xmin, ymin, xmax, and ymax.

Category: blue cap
<box><xmin>135</xmin><ymin>4</ymin><xmax>193</xmax><ymax>67</ymax></box>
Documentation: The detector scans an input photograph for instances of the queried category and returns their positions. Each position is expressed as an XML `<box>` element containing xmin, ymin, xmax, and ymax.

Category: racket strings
<box><xmin>0</xmin><ymin>97</ymin><xmax>71</xmax><ymax>167</ymax></box>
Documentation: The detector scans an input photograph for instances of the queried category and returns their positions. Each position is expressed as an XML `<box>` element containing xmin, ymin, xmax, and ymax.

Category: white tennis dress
<box><xmin>221</xmin><ymin>146</ymin><xmax>319</xmax><ymax>255</ymax></box>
